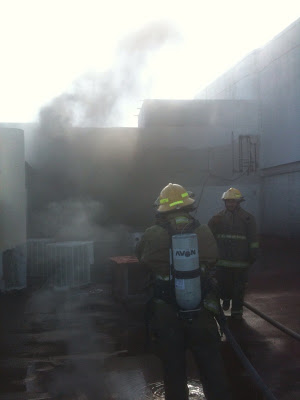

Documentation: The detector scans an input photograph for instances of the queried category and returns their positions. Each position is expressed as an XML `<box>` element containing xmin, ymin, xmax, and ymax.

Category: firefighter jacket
<box><xmin>136</xmin><ymin>210</ymin><xmax>220</xmax><ymax>314</ymax></box>
<box><xmin>208</xmin><ymin>207</ymin><xmax>259</xmax><ymax>269</ymax></box>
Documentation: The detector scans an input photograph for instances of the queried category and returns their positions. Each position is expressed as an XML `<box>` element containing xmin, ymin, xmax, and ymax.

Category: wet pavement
<box><xmin>0</xmin><ymin>236</ymin><xmax>299</xmax><ymax>399</ymax></box>
<box><xmin>235</xmin><ymin>237</ymin><xmax>300</xmax><ymax>400</ymax></box>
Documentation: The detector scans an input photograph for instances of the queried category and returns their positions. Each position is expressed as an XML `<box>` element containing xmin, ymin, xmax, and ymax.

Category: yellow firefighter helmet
<box><xmin>157</xmin><ymin>183</ymin><xmax>195</xmax><ymax>213</ymax></box>
<box><xmin>221</xmin><ymin>187</ymin><xmax>244</xmax><ymax>201</ymax></box>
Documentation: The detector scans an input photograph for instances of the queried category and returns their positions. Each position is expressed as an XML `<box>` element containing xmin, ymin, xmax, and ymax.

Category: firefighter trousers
<box><xmin>147</xmin><ymin>300</ymin><xmax>232</xmax><ymax>400</ymax></box>
<box><xmin>216</xmin><ymin>267</ymin><xmax>249</xmax><ymax>315</ymax></box>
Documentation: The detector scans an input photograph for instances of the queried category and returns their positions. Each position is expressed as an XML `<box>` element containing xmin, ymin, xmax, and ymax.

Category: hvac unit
<box><xmin>27</xmin><ymin>239</ymin><xmax>54</xmax><ymax>280</ymax></box>
<box><xmin>46</xmin><ymin>241</ymin><xmax>94</xmax><ymax>289</ymax></box>
<box><xmin>1</xmin><ymin>244</ymin><xmax>27</xmax><ymax>291</ymax></box>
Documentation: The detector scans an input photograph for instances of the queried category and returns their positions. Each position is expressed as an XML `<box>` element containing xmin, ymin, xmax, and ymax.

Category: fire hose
<box><xmin>243</xmin><ymin>301</ymin><xmax>300</xmax><ymax>341</ymax></box>
<box><xmin>217</xmin><ymin>309</ymin><xmax>278</xmax><ymax>400</ymax></box>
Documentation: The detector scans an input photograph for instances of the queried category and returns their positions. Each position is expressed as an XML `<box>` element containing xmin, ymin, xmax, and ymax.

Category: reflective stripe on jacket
<box><xmin>216</xmin><ymin>259</ymin><xmax>250</xmax><ymax>268</ymax></box>
<box><xmin>208</xmin><ymin>207</ymin><xmax>259</xmax><ymax>268</ymax></box>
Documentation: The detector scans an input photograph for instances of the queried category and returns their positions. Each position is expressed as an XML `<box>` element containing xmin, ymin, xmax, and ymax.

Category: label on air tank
<box><xmin>175</xmin><ymin>279</ymin><xmax>185</xmax><ymax>289</ymax></box>
<box><xmin>173</xmin><ymin>248</ymin><xmax>198</xmax><ymax>259</ymax></box>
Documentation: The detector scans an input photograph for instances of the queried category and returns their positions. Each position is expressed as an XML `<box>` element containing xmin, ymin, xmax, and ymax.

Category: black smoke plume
<box><xmin>28</xmin><ymin>22</ymin><xmax>181</xmax><ymax>239</ymax></box>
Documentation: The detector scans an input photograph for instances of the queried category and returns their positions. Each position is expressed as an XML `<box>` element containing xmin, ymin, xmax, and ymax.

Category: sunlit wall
<box><xmin>195</xmin><ymin>18</ymin><xmax>300</xmax><ymax>237</ymax></box>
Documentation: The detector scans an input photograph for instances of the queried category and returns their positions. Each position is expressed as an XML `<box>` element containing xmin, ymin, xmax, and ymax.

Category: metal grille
<box><xmin>46</xmin><ymin>241</ymin><xmax>93</xmax><ymax>289</ymax></box>
<box><xmin>27</xmin><ymin>239</ymin><xmax>54</xmax><ymax>278</ymax></box>
<box><xmin>2</xmin><ymin>244</ymin><xmax>27</xmax><ymax>291</ymax></box>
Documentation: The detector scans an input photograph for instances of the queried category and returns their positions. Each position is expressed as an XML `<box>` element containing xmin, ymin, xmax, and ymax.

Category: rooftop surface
<box><xmin>0</xmin><ymin>236</ymin><xmax>299</xmax><ymax>399</ymax></box>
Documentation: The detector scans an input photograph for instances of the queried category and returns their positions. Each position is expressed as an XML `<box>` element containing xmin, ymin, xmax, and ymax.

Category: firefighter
<box><xmin>208</xmin><ymin>188</ymin><xmax>259</xmax><ymax>319</ymax></box>
<box><xmin>136</xmin><ymin>183</ymin><xmax>232</xmax><ymax>400</ymax></box>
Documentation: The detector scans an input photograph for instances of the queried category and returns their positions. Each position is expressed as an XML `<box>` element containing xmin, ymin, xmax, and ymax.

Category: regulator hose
<box><xmin>217</xmin><ymin>310</ymin><xmax>278</xmax><ymax>400</ymax></box>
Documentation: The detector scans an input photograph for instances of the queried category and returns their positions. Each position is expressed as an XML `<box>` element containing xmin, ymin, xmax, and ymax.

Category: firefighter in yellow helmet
<box><xmin>136</xmin><ymin>183</ymin><xmax>232</xmax><ymax>400</ymax></box>
<box><xmin>208</xmin><ymin>188</ymin><xmax>259</xmax><ymax>319</ymax></box>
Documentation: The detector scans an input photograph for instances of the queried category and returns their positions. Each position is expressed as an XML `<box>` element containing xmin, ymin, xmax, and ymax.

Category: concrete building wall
<box><xmin>0</xmin><ymin>122</ymin><xmax>36</xmax><ymax>162</ymax></box>
<box><xmin>258</xmin><ymin>20</ymin><xmax>300</xmax><ymax>168</ymax></box>
<box><xmin>196</xmin><ymin>50</ymin><xmax>260</xmax><ymax>101</ymax></box>
<box><xmin>0</xmin><ymin>129</ymin><xmax>27</xmax><ymax>250</ymax></box>
<box><xmin>196</xmin><ymin>19</ymin><xmax>300</xmax><ymax>167</ymax></box>
<box><xmin>137</xmin><ymin>99</ymin><xmax>261</xmax><ymax>228</ymax></box>
<box><xmin>262</xmin><ymin>171</ymin><xmax>300</xmax><ymax>238</ymax></box>
<box><xmin>139</xmin><ymin>99</ymin><xmax>260</xmax><ymax>139</ymax></box>
<box><xmin>138</xmin><ymin>99</ymin><xmax>260</xmax><ymax>176</ymax></box>
<box><xmin>195</xmin><ymin>18</ymin><xmax>300</xmax><ymax>237</ymax></box>
<box><xmin>0</xmin><ymin>128</ymin><xmax>27</xmax><ymax>290</ymax></box>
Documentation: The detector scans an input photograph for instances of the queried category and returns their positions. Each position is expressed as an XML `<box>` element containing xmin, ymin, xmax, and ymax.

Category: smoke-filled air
<box><xmin>27</xmin><ymin>22</ymin><xmax>181</xmax><ymax>240</ymax></box>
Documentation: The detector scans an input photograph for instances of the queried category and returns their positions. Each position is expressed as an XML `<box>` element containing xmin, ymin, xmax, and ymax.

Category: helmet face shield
<box><xmin>157</xmin><ymin>183</ymin><xmax>195</xmax><ymax>213</ymax></box>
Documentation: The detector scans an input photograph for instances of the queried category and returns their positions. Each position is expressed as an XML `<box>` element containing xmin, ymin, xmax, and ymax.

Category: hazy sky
<box><xmin>1</xmin><ymin>0</ymin><xmax>299</xmax><ymax>125</ymax></box>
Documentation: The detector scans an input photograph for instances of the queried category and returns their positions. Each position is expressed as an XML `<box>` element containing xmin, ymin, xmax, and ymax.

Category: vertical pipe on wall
<box><xmin>231</xmin><ymin>131</ymin><xmax>235</xmax><ymax>174</ymax></box>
